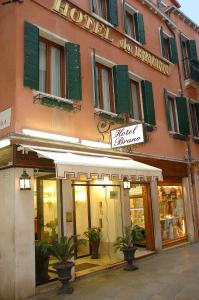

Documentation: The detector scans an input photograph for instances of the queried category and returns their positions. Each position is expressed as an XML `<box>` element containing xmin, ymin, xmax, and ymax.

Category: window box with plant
<box><xmin>24</xmin><ymin>22</ymin><xmax>82</xmax><ymax>111</ymax></box>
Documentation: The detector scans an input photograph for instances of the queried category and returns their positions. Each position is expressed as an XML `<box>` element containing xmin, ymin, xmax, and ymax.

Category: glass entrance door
<box><xmin>73</xmin><ymin>183</ymin><xmax>123</xmax><ymax>265</ymax></box>
<box><xmin>34</xmin><ymin>176</ymin><xmax>59</xmax><ymax>285</ymax></box>
<box><xmin>129</xmin><ymin>184</ymin><xmax>154</xmax><ymax>250</ymax></box>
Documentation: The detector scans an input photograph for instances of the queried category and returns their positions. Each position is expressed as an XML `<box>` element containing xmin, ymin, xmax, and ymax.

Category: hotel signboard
<box><xmin>53</xmin><ymin>0</ymin><xmax>170</xmax><ymax>76</ymax></box>
<box><xmin>111</xmin><ymin>123</ymin><xmax>145</xmax><ymax>149</ymax></box>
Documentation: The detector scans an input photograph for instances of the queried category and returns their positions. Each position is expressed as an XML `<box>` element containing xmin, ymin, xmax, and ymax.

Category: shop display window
<box><xmin>158</xmin><ymin>185</ymin><xmax>187</xmax><ymax>245</ymax></box>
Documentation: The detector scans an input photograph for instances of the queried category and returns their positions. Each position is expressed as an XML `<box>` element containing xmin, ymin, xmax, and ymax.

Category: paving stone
<box><xmin>28</xmin><ymin>243</ymin><xmax>199</xmax><ymax>300</ymax></box>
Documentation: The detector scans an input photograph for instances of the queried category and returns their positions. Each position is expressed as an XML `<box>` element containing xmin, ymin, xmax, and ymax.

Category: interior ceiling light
<box><xmin>22</xmin><ymin>129</ymin><xmax>80</xmax><ymax>144</ymax></box>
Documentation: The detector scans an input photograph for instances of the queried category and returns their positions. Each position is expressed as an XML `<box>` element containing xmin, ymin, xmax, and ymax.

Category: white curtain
<box><xmin>102</xmin><ymin>68</ymin><xmax>111</xmax><ymax>112</ymax></box>
<box><xmin>39</xmin><ymin>41</ymin><xmax>46</xmax><ymax>93</ymax></box>
<box><xmin>125</xmin><ymin>13</ymin><xmax>134</xmax><ymax>37</ymax></box>
<box><xmin>51</xmin><ymin>47</ymin><xmax>61</xmax><ymax>97</ymax></box>
<box><xmin>92</xmin><ymin>0</ymin><xmax>103</xmax><ymax>17</ymax></box>
<box><xmin>131</xmin><ymin>82</ymin><xmax>139</xmax><ymax>120</ymax></box>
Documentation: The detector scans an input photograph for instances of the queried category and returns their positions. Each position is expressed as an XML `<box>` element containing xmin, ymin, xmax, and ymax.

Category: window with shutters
<box><xmin>180</xmin><ymin>34</ymin><xmax>199</xmax><ymax>83</ymax></box>
<box><xmin>95</xmin><ymin>62</ymin><xmax>114</xmax><ymax>112</ymax></box>
<box><xmin>129</xmin><ymin>79</ymin><xmax>142</xmax><ymax>121</ymax></box>
<box><xmin>164</xmin><ymin>89</ymin><xmax>190</xmax><ymax>139</ymax></box>
<box><xmin>91</xmin><ymin>0</ymin><xmax>118</xmax><ymax>26</ymax></box>
<box><xmin>160</xmin><ymin>28</ymin><xmax>178</xmax><ymax>64</ymax></box>
<box><xmin>181</xmin><ymin>35</ymin><xmax>190</xmax><ymax>79</ymax></box>
<box><xmin>24</xmin><ymin>22</ymin><xmax>82</xmax><ymax>102</ymax></box>
<box><xmin>190</xmin><ymin>101</ymin><xmax>199</xmax><ymax>137</ymax></box>
<box><xmin>167</xmin><ymin>95</ymin><xmax>179</xmax><ymax>133</ymax></box>
<box><xmin>39</xmin><ymin>38</ymin><xmax>65</xmax><ymax>98</ymax></box>
<box><xmin>124</xmin><ymin>3</ymin><xmax>145</xmax><ymax>44</ymax></box>
<box><xmin>92</xmin><ymin>0</ymin><xmax>107</xmax><ymax>20</ymax></box>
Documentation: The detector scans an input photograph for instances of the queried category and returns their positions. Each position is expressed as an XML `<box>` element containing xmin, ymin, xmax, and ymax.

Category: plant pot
<box><xmin>90</xmin><ymin>240</ymin><xmax>100</xmax><ymax>259</ymax></box>
<box><xmin>123</xmin><ymin>247</ymin><xmax>138</xmax><ymax>271</ymax></box>
<box><xmin>53</xmin><ymin>261</ymin><xmax>75</xmax><ymax>294</ymax></box>
<box><xmin>35</xmin><ymin>257</ymin><xmax>49</xmax><ymax>285</ymax></box>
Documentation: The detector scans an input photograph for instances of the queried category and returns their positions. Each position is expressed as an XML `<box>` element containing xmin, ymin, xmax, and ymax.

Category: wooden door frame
<box><xmin>131</xmin><ymin>182</ymin><xmax>154</xmax><ymax>251</ymax></box>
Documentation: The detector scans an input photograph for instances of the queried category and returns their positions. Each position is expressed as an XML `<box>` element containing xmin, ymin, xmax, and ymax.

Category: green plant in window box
<box><xmin>84</xmin><ymin>227</ymin><xmax>101</xmax><ymax>259</ymax></box>
<box><xmin>99</xmin><ymin>112</ymin><xmax>125</xmax><ymax>125</ymax></box>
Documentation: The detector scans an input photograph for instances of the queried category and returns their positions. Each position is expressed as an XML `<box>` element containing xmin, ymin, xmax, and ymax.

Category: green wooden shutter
<box><xmin>187</xmin><ymin>40</ymin><xmax>198</xmax><ymax>61</ymax></box>
<box><xmin>112</xmin><ymin>65</ymin><xmax>131</xmax><ymax>115</ymax></box>
<box><xmin>194</xmin><ymin>103</ymin><xmax>199</xmax><ymax>132</ymax></box>
<box><xmin>65</xmin><ymin>42</ymin><xmax>82</xmax><ymax>100</ymax></box>
<box><xmin>176</xmin><ymin>97</ymin><xmax>190</xmax><ymax>136</ymax></box>
<box><xmin>164</xmin><ymin>88</ymin><xmax>172</xmax><ymax>131</ymax></box>
<box><xmin>141</xmin><ymin>80</ymin><xmax>156</xmax><ymax>126</ymax></box>
<box><xmin>107</xmin><ymin>0</ymin><xmax>118</xmax><ymax>26</ymax></box>
<box><xmin>92</xmin><ymin>49</ymin><xmax>98</xmax><ymax>107</ymax></box>
<box><xmin>169</xmin><ymin>37</ymin><xmax>178</xmax><ymax>64</ymax></box>
<box><xmin>135</xmin><ymin>13</ymin><xmax>145</xmax><ymax>44</ymax></box>
<box><xmin>24</xmin><ymin>21</ymin><xmax>39</xmax><ymax>90</ymax></box>
<box><xmin>160</xmin><ymin>27</ymin><xmax>166</xmax><ymax>58</ymax></box>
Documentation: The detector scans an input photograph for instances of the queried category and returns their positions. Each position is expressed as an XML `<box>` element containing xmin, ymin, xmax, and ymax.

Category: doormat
<box><xmin>75</xmin><ymin>263</ymin><xmax>99</xmax><ymax>272</ymax></box>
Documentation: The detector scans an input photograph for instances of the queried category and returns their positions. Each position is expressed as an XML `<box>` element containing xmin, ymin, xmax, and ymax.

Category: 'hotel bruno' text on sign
<box><xmin>111</xmin><ymin>124</ymin><xmax>145</xmax><ymax>149</ymax></box>
<box><xmin>53</xmin><ymin>0</ymin><xmax>170</xmax><ymax>76</ymax></box>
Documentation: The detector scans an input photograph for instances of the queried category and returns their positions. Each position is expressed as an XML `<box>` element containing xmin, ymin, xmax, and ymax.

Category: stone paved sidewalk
<box><xmin>29</xmin><ymin>243</ymin><xmax>199</xmax><ymax>300</ymax></box>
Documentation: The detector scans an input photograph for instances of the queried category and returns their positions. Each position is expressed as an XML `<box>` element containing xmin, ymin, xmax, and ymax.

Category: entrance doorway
<box><xmin>129</xmin><ymin>183</ymin><xmax>154</xmax><ymax>250</ymax></box>
<box><xmin>34</xmin><ymin>175</ymin><xmax>59</xmax><ymax>284</ymax></box>
<box><xmin>73</xmin><ymin>182</ymin><xmax>124</xmax><ymax>272</ymax></box>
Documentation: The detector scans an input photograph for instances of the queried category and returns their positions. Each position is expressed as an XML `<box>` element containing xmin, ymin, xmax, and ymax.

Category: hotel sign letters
<box><xmin>53</xmin><ymin>0</ymin><xmax>170</xmax><ymax>76</ymax></box>
<box><xmin>111</xmin><ymin>124</ymin><xmax>145</xmax><ymax>148</ymax></box>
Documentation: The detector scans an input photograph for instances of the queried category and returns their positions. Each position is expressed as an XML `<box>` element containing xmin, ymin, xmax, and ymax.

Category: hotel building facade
<box><xmin>0</xmin><ymin>0</ymin><xmax>199</xmax><ymax>299</ymax></box>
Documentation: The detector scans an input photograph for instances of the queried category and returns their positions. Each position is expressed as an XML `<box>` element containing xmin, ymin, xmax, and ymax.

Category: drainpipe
<box><xmin>165</xmin><ymin>19</ymin><xmax>199</xmax><ymax>241</ymax></box>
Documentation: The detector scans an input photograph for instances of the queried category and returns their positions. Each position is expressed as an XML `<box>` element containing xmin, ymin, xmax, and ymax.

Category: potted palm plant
<box><xmin>50</xmin><ymin>235</ymin><xmax>85</xmax><ymax>294</ymax></box>
<box><xmin>35</xmin><ymin>240</ymin><xmax>51</xmax><ymax>285</ymax></box>
<box><xmin>114</xmin><ymin>226</ymin><xmax>144</xmax><ymax>271</ymax></box>
<box><xmin>84</xmin><ymin>227</ymin><xmax>101</xmax><ymax>259</ymax></box>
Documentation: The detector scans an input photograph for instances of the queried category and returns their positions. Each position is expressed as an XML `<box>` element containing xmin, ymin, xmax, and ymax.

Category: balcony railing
<box><xmin>183</xmin><ymin>58</ymin><xmax>199</xmax><ymax>85</ymax></box>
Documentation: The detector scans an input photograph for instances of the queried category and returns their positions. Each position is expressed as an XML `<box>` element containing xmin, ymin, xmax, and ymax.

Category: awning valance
<box><xmin>24</xmin><ymin>146</ymin><xmax>162</xmax><ymax>181</ymax></box>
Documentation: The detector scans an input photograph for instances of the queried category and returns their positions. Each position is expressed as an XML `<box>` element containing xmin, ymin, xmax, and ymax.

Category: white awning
<box><xmin>24</xmin><ymin>146</ymin><xmax>162</xmax><ymax>181</ymax></box>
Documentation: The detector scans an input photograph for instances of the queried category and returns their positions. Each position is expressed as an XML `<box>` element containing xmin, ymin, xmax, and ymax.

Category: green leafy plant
<box><xmin>35</xmin><ymin>240</ymin><xmax>51</xmax><ymax>261</ymax></box>
<box><xmin>114</xmin><ymin>225</ymin><xmax>145</xmax><ymax>251</ymax></box>
<box><xmin>84</xmin><ymin>228</ymin><xmax>101</xmax><ymax>241</ymax></box>
<box><xmin>50</xmin><ymin>236</ymin><xmax>85</xmax><ymax>264</ymax></box>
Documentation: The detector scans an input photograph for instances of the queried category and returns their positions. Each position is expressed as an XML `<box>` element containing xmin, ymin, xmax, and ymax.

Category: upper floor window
<box><xmin>124</xmin><ymin>4</ymin><xmax>145</xmax><ymax>44</ymax></box>
<box><xmin>91</xmin><ymin>0</ymin><xmax>118</xmax><ymax>26</ymax></box>
<box><xmin>189</xmin><ymin>101</ymin><xmax>199</xmax><ymax>138</ymax></box>
<box><xmin>24</xmin><ymin>22</ymin><xmax>82</xmax><ymax>101</ymax></box>
<box><xmin>160</xmin><ymin>28</ymin><xmax>178</xmax><ymax>64</ymax></box>
<box><xmin>164</xmin><ymin>89</ymin><xmax>190</xmax><ymax>139</ymax></box>
<box><xmin>93</xmin><ymin>52</ymin><xmax>156</xmax><ymax>128</ymax></box>
<box><xmin>167</xmin><ymin>95</ymin><xmax>179</xmax><ymax>133</ymax></box>
<box><xmin>180</xmin><ymin>35</ymin><xmax>198</xmax><ymax>81</ymax></box>
<box><xmin>92</xmin><ymin>0</ymin><xmax>107</xmax><ymax>19</ymax></box>
<box><xmin>129</xmin><ymin>79</ymin><xmax>142</xmax><ymax>121</ymax></box>
<box><xmin>39</xmin><ymin>39</ymin><xmax>64</xmax><ymax>98</ymax></box>
<box><xmin>95</xmin><ymin>62</ymin><xmax>114</xmax><ymax>112</ymax></box>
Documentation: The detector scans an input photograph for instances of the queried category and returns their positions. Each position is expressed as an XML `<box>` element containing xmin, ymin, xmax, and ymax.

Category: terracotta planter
<box><xmin>123</xmin><ymin>247</ymin><xmax>138</xmax><ymax>271</ymax></box>
<box><xmin>90</xmin><ymin>240</ymin><xmax>100</xmax><ymax>259</ymax></box>
<box><xmin>53</xmin><ymin>261</ymin><xmax>74</xmax><ymax>294</ymax></box>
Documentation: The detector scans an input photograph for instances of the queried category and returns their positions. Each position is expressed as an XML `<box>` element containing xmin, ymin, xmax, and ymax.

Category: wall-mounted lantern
<box><xmin>19</xmin><ymin>170</ymin><xmax>31</xmax><ymax>190</ymax></box>
<box><xmin>123</xmin><ymin>177</ymin><xmax>131</xmax><ymax>189</ymax></box>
